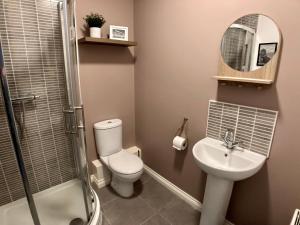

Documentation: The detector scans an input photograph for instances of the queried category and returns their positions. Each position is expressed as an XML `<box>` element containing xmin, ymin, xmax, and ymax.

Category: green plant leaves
<box><xmin>84</xmin><ymin>13</ymin><xmax>106</xmax><ymax>28</ymax></box>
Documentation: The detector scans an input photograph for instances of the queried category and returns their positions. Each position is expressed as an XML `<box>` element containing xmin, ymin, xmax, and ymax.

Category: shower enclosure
<box><xmin>0</xmin><ymin>0</ymin><xmax>100</xmax><ymax>225</ymax></box>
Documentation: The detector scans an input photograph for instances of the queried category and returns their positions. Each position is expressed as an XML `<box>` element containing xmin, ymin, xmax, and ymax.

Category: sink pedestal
<box><xmin>193</xmin><ymin>138</ymin><xmax>266</xmax><ymax>225</ymax></box>
<box><xmin>200</xmin><ymin>175</ymin><xmax>233</xmax><ymax>225</ymax></box>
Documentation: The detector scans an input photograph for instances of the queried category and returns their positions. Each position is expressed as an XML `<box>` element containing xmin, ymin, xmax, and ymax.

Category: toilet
<box><xmin>94</xmin><ymin>119</ymin><xmax>144</xmax><ymax>197</ymax></box>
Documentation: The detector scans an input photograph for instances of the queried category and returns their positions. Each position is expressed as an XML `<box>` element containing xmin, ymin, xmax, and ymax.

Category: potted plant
<box><xmin>84</xmin><ymin>13</ymin><xmax>106</xmax><ymax>38</ymax></box>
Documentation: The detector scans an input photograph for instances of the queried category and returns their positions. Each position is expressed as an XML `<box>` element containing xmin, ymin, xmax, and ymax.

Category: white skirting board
<box><xmin>143</xmin><ymin>165</ymin><xmax>202</xmax><ymax>211</ymax></box>
<box><xmin>144</xmin><ymin>165</ymin><xmax>235</xmax><ymax>225</ymax></box>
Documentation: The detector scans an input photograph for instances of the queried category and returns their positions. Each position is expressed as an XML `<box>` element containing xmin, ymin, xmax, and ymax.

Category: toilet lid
<box><xmin>108</xmin><ymin>151</ymin><xmax>143</xmax><ymax>175</ymax></box>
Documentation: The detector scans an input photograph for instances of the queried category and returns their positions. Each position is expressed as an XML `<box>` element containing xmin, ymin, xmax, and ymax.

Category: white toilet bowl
<box><xmin>94</xmin><ymin>119</ymin><xmax>144</xmax><ymax>197</ymax></box>
<box><xmin>101</xmin><ymin>150</ymin><xmax>143</xmax><ymax>197</ymax></box>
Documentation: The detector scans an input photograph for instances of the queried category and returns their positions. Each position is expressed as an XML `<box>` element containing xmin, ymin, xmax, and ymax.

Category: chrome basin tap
<box><xmin>223</xmin><ymin>128</ymin><xmax>240</xmax><ymax>150</ymax></box>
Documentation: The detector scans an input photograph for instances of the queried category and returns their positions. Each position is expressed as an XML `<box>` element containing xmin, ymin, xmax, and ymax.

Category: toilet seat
<box><xmin>108</xmin><ymin>150</ymin><xmax>143</xmax><ymax>175</ymax></box>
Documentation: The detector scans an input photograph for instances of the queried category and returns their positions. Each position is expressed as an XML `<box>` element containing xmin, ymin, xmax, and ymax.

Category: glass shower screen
<box><xmin>0</xmin><ymin>0</ymin><xmax>97</xmax><ymax>225</ymax></box>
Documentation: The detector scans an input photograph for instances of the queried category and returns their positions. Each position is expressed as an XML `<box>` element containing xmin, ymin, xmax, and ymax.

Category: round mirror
<box><xmin>221</xmin><ymin>14</ymin><xmax>280</xmax><ymax>72</ymax></box>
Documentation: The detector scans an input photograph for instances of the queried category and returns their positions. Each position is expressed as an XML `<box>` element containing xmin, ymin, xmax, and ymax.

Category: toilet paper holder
<box><xmin>172</xmin><ymin>118</ymin><xmax>188</xmax><ymax>151</ymax></box>
<box><xmin>175</xmin><ymin>117</ymin><xmax>188</xmax><ymax>138</ymax></box>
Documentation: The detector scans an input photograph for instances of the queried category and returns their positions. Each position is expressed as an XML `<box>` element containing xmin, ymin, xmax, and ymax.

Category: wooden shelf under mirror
<box><xmin>217</xmin><ymin>50</ymin><xmax>280</xmax><ymax>84</ymax></box>
<box><xmin>214</xmin><ymin>76</ymin><xmax>274</xmax><ymax>84</ymax></box>
<box><xmin>78</xmin><ymin>37</ymin><xmax>137</xmax><ymax>47</ymax></box>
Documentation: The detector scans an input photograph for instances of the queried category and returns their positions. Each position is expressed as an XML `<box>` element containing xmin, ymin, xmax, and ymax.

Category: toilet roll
<box><xmin>172</xmin><ymin>136</ymin><xmax>187</xmax><ymax>151</ymax></box>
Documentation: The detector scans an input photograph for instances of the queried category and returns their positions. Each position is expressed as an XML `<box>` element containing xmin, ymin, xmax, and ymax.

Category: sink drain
<box><xmin>69</xmin><ymin>218</ymin><xmax>85</xmax><ymax>225</ymax></box>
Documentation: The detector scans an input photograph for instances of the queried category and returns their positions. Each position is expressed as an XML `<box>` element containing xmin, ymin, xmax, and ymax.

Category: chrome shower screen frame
<box><xmin>59</xmin><ymin>0</ymin><xmax>98</xmax><ymax>223</ymax></box>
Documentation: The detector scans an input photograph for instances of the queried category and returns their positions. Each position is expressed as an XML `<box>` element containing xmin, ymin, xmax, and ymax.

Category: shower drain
<box><xmin>69</xmin><ymin>218</ymin><xmax>85</xmax><ymax>225</ymax></box>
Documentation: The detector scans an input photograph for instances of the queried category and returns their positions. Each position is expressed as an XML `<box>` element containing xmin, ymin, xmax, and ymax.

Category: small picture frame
<box><xmin>256</xmin><ymin>42</ymin><xmax>278</xmax><ymax>66</ymax></box>
<box><xmin>109</xmin><ymin>25</ymin><xmax>128</xmax><ymax>41</ymax></box>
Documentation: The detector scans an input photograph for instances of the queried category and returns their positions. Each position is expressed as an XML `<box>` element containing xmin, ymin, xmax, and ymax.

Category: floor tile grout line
<box><xmin>101</xmin><ymin>194</ymin><xmax>155</xmax><ymax>225</ymax></box>
<box><xmin>99</xmin><ymin>176</ymin><xmax>175</xmax><ymax>210</ymax></box>
<box><xmin>101</xmin><ymin>196</ymin><xmax>118</xmax><ymax>207</ymax></box>
<box><xmin>103</xmin><ymin>215</ymin><xmax>112</xmax><ymax>225</ymax></box>
<box><xmin>99</xmin><ymin>174</ymin><xmax>201</xmax><ymax>225</ymax></box>
<box><xmin>140</xmin><ymin>213</ymin><xmax>172</xmax><ymax>225</ymax></box>
<box><xmin>159</xmin><ymin>212</ymin><xmax>174</xmax><ymax>225</ymax></box>
<box><xmin>139</xmin><ymin>213</ymin><xmax>156</xmax><ymax>225</ymax></box>
<box><xmin>137</xmin><ymin>195</ymin><xmax>158</xmax><ymax>212</ymax></box>
<box><xmin>141</xmin><ymin>177</ymin><xmax>151</xmax><ymax>183</ymax></box>
<box><xmin>137</xmin><ymin>177</ymin><xmax>178</xmax><ymax>212</ymax></box>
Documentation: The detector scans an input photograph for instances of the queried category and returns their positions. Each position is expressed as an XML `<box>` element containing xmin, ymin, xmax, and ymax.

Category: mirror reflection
<box><xmin>221</xmin><ymin>14</ymin><xmax>280</xmax><ymax>72</ymax></box>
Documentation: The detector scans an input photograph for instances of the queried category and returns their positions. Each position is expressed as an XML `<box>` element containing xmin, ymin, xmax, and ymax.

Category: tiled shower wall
<box><xmin>0</xmin><ymin>0</ymin><xmax>76</xmax><ymax>206</ymax></box>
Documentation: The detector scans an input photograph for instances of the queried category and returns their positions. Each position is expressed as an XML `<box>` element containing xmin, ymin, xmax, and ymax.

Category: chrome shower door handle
<box><xmin>63</xmin><ymin>108</ymin><xmax>77</xmax><ymax>134</ymax></box>
<box><xmin>74</xmin><ymin>105</ymin><xmax>85</xmax><ymax>130</ymax></box>
<box><xmin>63</xmin><ymin>105</ymin><xmax>85</xmax><ymax>134</ymax></box>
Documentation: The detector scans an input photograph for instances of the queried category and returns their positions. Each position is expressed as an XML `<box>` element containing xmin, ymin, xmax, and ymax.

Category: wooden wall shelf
<box><xmin>214</xmin><ymin>76</ymin><xmax>273</xmax><ymax>84</ymax></box>
<box><xmin>78</xmin><ymin>37</ymin><xmax>137</xmax><ymax>47</ymax></box>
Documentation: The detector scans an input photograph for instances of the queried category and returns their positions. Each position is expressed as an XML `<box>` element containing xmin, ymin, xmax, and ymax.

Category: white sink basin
<box><xmin>192</xmin><ymin>137</ymin><xmax>266</xmax><ymax>225</ymax></box>
<box><xmin>192</xmin><ymin>137</ymin><xmax>266</xmax><ymax>181</ymax></box>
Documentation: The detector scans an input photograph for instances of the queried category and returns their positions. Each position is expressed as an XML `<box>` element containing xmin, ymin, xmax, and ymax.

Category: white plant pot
<box><xmin>90</xmin><ymin>27</ymin><xmax>101</xmax><ymax>38</ymax></box>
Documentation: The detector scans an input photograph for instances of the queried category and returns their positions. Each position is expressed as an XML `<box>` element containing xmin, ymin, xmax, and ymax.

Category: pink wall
<box><xmin>76</xmin><ymin>0</ymin><xmax>300</xmax><ymax>224</ymax></box>
<box><xmin>134</xmin><ymin>0</ymin><xmax>300</xmax><ymax>225</ymax></box>
<box><xmin>76</xmin><ymin>0</ymin><xmax>136</xmax><ymax>164</ymax></box>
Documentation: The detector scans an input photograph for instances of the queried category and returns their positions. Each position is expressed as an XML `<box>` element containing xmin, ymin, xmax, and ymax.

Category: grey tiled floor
<box><xmin>95</xmin><ymin>173</ymin><xmax>201</xmax><ymax>225</ymax></box>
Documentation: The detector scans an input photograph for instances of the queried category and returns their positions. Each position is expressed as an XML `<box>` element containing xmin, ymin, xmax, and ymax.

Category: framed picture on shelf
<box><xmin>256</xmin><ymin>42</ymin><xmax>278</xmax><ymax>66</ymax></box>
<box><xmin>109</xmin><ymin>25</ymin><xmax>128</xmax><ymax>41</ymax></box>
